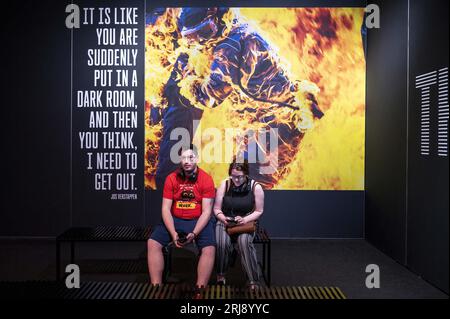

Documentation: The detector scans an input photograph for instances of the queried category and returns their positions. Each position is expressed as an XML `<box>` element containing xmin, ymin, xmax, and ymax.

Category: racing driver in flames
<box><xmin>149</xmin><ymin>7</ymin><xmax>324</xmax><ymax>189</ymax></box>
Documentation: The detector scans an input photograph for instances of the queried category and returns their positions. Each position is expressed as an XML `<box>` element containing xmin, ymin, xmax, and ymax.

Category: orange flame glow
<box><xmin>145</xmin><ymin>8</ymin><xmax>365</xmax><ymax>190</ymax></box>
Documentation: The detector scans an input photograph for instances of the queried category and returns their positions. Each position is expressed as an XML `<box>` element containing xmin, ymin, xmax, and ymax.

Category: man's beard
<box><xmin>183</xmin><ymin>165</ymin><xmax>197</xmax><ymax>175</ymax></box>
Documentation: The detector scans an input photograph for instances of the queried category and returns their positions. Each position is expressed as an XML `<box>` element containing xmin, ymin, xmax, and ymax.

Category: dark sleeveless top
<box><xmin>221</xmin><ymin>178</ymin><xmax>259</xmax><ymax>217</ymax></box>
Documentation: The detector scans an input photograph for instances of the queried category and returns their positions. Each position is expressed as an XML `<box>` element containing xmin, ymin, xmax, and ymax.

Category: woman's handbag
<box><xmin>226</xmin><ymin>220</ymin><xmax>257</xmax><ymax>235</ymax></box>
<box><xmin>224</xmin><ymin>178</ymin><xmax>259</xmax><ymax>235</ymax></box>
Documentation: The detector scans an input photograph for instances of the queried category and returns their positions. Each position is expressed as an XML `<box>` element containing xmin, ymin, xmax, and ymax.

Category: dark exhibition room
<box><xmin>1</xmin><ymin>0</ymin><xmax>448</xmax><ymax>309</ymax></box>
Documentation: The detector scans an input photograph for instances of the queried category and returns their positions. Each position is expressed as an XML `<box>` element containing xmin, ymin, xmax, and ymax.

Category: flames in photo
<box><xmin>145</xmin><ymin>8</ymin><xmax>366</xmax><ymax>190</ymax></box>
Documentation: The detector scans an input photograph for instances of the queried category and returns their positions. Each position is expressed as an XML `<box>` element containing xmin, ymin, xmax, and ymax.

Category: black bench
<box><xmin>56</xmin><ymin>225</ymin><xmax>271</xmax><ymax>286</ymax></box>
<box><xmin>148</xmin><ymin>226</ymin><xmax>272</xmax><ymax>286</ymax></box>
<box><xmin>254</xmin><ymin>227</ymin><xmax>271</xmax><ymax>286</ymax></box>
<box><xmin>56</xmin><ymin>226</ymin><xmax>154</xmax><ymax>280</ymax></box>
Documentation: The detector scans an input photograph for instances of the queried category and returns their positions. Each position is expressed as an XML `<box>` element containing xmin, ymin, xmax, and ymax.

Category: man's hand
<box><xmin>185</xmin><ymin>232</ymin><xmax>196</xmax><ymax>244</ymax></box>
<box><xmin>171</xmin><ymin>232</ymin><xmax>184</xmax><ymax>248</ymax></box>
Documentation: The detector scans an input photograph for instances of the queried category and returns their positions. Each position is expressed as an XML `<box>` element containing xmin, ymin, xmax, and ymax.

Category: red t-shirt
<box><xmin>163</xmin><ymin>168</ymin><xmax>216</xmax><ymax>219</ymax></box>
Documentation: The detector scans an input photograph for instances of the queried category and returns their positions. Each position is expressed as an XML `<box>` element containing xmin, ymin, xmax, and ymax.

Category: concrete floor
<box><xmin>0</xmin><ymin>238</ymin><xmax>447</xmax><ymax>299</ymax></box>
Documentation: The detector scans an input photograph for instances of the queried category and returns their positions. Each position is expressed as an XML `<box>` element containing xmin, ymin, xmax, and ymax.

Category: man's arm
<box><xmin>194</xmin><ymin>198</ymin><xmax>214</xmax><ymax>235</ymax></box>
<box><xmin>161</xmin><ymin>197</ymin><xmax>177</xmax><ymax>242</ymax></box>
<box><xmin>161</xmin><ymin>175</ymin><xmax>183</xmax><ymax>247</ymax></box>
<box><xmin>185</xmin><ymin>198</ymin><xmax>214</xmax><ymax>244</ymax></box>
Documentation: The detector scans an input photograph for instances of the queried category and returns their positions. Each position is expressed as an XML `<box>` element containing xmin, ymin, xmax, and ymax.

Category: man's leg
<box><xmin>147</xmin><ymin>239</ymin><xmax>165</xmax><ymax>285</ymax></box>
<box><xmin>196</xmin><ymin>245</ymin><xmax>216</xmax><ymax>287</ymax></box>
<box><xmin>147</xmin><ymin>223</ymin><xmax>173</xmax><ymax>285</ymax></box>
<box><xmin>194</xmin><ymin>219</ymin><xmax>217</xmax><ymax>287</ymax></box>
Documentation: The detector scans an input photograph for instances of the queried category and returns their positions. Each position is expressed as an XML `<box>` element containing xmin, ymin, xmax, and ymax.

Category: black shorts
<box><xmin>150</xmin><ymin>216</ymin><xmax>216</xmax><ymax>250</ymax></box>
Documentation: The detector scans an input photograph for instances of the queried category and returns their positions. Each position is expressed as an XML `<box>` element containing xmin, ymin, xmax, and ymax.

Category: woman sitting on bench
<box><xmin>213</xmin><ymin>159</ymin><xmax>265</xmax><ymax>290</ymax></box>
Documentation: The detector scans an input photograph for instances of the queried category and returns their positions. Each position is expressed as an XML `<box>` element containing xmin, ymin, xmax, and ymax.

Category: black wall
<box><xmin>365</xmin><ymin>0</ymin><xmax>409</xmax><ymax>264</ymax></box>
<box><xmin>407</xmin><ymin>0</ymin><xmax>449</xmax><ymax>294</ymax></box>
<box><xmin>147</xmin><ymin>191</ymin><xmax>364</xmax><ymax>238</ymax></box>
<box><xmin>366</xmin><ymin>0</ymin><xmax>449</xmax><ymax>294</ymax></box>
<box><xmin>2</xmin><ymin>2</ymin><xmax>72</xmax><ymax>236</ymax></box>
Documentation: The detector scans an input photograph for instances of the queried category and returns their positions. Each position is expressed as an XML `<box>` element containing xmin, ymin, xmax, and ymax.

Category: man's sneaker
<box><xmin>192</xmin><ymin>286</ymin><xmax>204</xmax><ymax>299</ymax></box>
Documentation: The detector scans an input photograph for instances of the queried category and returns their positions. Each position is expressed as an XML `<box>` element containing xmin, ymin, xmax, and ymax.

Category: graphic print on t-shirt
<box><xmin>175</xmin><ymin>184</ymin><xmax>197</xmax><ymax>210</ymax></box>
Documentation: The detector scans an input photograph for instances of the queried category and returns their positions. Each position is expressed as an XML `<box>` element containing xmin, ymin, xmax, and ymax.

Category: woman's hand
<box><xmin>235</xmin><ymin>216</ymin><xmax>245</xmax><ymax>225</ymax></box>
<box><xmin>216</xmin><ymin>213</ymin><xmax>229</xmax><ymax>226</ymax></box>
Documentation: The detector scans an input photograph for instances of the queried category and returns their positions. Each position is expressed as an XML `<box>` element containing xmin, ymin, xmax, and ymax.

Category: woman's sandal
<box><xmin>216</xmin><ymin>277</ymin><xmax>226</xmax><ymax>285</ymax></box>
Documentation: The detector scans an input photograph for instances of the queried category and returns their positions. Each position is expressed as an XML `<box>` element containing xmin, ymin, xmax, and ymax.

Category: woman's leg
<box><xmin>215</xmin><ymin>221</ymin><xmax>233</xmax><ymax>279</ymax></box>
<box><xmin>236</xmin><ymin>233</ymin><xmax>261</xmax><ymax>284</ymax></box>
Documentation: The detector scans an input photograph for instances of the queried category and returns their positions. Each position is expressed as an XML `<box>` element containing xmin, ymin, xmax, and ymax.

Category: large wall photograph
<box><xmin>145</xmin><ymin>7</ymin><xmax>366</xmax><ymax>190</ymax></box>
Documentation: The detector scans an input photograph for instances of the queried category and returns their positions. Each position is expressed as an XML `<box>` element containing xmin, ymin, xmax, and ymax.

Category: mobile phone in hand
<box><xmin>226</xmin><ymin>216</ymin><xmax>238</xmax><ymax>226</ymax></box>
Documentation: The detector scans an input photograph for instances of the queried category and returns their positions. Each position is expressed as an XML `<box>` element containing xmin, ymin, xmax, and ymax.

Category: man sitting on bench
<box><xmin>147</xmin><ymin>146</ymin><xmax>216</xmax><ymax>288</ymax></box>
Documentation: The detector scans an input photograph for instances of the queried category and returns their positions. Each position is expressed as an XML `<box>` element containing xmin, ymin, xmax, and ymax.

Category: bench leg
<box><xmin>168</xmin><ymin>249</ymin><xmax>172</xmax><ymax>276</ymax></box>
<box><xmin>262</xmin><ymin>243</ymin><xmax>266</xmax><ymax>273</ymax></box>
<box><xmin>70</xmin><ymin>242</ymin><xmax>76</xmax><ymax>264</ymax></box>
<box><xmin>163</xmin><ymin>246</ymin><xmax>172</xmax><ymax>282</ymax></box>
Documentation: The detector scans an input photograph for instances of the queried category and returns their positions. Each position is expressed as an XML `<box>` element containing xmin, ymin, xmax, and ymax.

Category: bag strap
<box><xmin>226</xmin><ymin>178</ymin><xmax>260</xmax><ymax>194</ymax></box>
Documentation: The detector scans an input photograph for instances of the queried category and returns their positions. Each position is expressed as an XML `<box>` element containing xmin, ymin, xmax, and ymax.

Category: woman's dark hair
<box><xmin>228</xmin><ymin>157</ymin><xmax>249</xmax><ymax>176</ymax></box>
